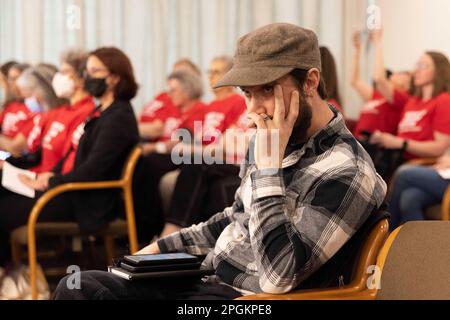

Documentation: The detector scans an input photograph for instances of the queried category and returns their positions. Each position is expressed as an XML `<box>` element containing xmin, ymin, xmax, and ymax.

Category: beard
<box><xmin>288</xmin><ymin>90</ymin><xmax>313</xmax><ymax>146</ymax></box>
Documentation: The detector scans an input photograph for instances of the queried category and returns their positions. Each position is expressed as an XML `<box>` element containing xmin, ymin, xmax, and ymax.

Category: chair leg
<box><xmin>11</xmin><ymin>239</ymin><xmax>22</xmax><ymax>265</ymax></box>
<box><xmin>104</xmin><ymin>235</ymin><xmax>115</xmax><ymax>265</ymax></box>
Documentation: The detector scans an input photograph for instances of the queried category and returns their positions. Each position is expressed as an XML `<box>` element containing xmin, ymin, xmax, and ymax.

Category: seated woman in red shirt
<box><xmin>141</xmin><ymin>70</ymin><xmax>206</xmax><ymax>155</ymax></box>
<box><xmin>0</xmin><ymin>63</ymin><xmax>33</xmax><ymax>143</ymax></box>
<box><xmin>138</xmin><ymin>58</ymin><xmax>201</xmax><ymax>142</ymax></box>
<box><xmin>320</xmin><ymin>46</ymin><xmax>344</xmax><ymax>114</ymax></box>
<box><xmin>0</xmin><ymin>65</ymin><xmax>62</xmax><ymax>156</ymax></box>
<box><xmin>20</xmin><ymin>49</ymin><xmax>95</xmax><ymax>174</ymax></box>
<box><xmin>370</xmin><ymin>50</ymin><xmax>450</xmax><ymax>160</ymax></box>
<box><xmin>351</xmin><ymin>31</ymin><xmax>411</xmax><ymax>140</ymax></box>
<box><xmin>0</xmin><ymin>61</ymin><xmax>17</xmax><ymax>107</ymax></box>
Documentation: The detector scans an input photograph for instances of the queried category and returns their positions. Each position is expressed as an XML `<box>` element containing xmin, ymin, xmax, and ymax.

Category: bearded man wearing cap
<box><xmin>55</xmin><ymin>23</ymin><xmax>386</xmax><ymax>300</ymax></box>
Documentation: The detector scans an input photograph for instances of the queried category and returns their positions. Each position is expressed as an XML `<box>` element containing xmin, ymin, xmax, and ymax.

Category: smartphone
<box><xmin>120</xmin><ymin>261</ymin><xmax>201</xmax><ymax>273</ymax></box>
<box><xmin>124</xmin><ymin>253</ymin><xmax>199</xmax><ymax>266</ymax></box>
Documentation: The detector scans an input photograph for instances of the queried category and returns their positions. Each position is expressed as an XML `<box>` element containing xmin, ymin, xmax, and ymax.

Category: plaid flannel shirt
<box><xmin>158</xmin><ymin>109</ymin><xmax>387</xmax><ymax>295</ymax></box>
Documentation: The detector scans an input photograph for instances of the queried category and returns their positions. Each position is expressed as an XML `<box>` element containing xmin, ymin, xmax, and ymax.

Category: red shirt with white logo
<box><xmin>397</xmin><ymin>92</ymin><xmax>450</xmax><ymax>143</ymax></box>
<box><xmin>162</xmin><ymin>101</ymin><xmax>205</xmax><ymax>142</ymax></box>
<box><xmin>0</xmin><ymin>101</ymin><xmax>33</xmax><ymax>138</ymax></box>
<box><xmin>26</xmin><ymin>97</ymin><xmax>95</xmax><ymax>173</ymax></box>
<box><xmin>140</xmin><ymin>92</ymin><xmax>180</xmax><ymax>123</ymax></box>
<box><xmin>139</xmin><ymin>92</ymin><xmax>181</xmax><ymax>141</ymax></box>
<box><xmin>201</xmin><ymin>94</ymin><xmax>247</xmax><ymax>145</ymax></box>
<box><xmin>60</xmin><ymin>103</ymin><xmax>99</xmax><ymax>174</ymax></box>
<box><xmin>354</xmin><ymin>90</ymin><xmax>408</xmax><ymax>138</ymax></box>
<box><xmin>19</xmin><ymin>113</ymin><xmax>45</xmax><ymax>149</ymax></box>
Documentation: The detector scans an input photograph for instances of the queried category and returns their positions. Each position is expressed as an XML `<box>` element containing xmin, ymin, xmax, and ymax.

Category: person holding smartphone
<box><xmin>55</xmin><ymin>23</ymin><xmax>386</xmax><ymax>300</ymax></box>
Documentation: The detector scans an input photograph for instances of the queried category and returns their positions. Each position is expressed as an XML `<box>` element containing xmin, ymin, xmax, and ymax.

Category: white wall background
<box><xmin>0</xmin><ymin>0</ymin><xmax>399</xmax><ymax>119</ymax></box>
<box><xmin>380</xmin><ymin>0</ymin><xmax>450</xmax><ymax>71</ymax></box>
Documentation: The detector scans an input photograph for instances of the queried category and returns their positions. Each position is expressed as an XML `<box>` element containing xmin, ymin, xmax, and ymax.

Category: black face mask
<box><xmin>84</xmin><ymin>76</ymin><xmax>108</xmax><ymax>98</ymax></box>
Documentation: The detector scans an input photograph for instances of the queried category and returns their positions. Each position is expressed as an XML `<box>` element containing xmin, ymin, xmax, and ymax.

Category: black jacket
<box><xmin>49</xmin><ymin>99</ymin><xmax>139</xmax><ymax>233</ymax></box>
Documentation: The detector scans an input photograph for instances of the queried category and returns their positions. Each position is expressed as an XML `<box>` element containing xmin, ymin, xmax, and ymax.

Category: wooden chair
<box><xmin>10</xmin><ymin>146</ymin><xmax>142</xmax><ymax>300</ymax></box>
<box><xmin>330</xmin><ymin>221</ymin><xmax>450</xmax><ymax>300</ymax></box>
<box><xmin>237</xmin><ymin>215</ymin><xmax>389</xmax><ymax>300</ymax></box>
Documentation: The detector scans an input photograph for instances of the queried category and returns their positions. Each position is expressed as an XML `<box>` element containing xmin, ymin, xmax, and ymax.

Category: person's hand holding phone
<box><xmin>247</xmin><ymin>85</ymin><xmax>299</xmax><ymax>170</ymax></box>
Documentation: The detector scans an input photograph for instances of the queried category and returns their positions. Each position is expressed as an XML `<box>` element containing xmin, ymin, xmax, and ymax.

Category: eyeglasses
<box><xmin>83</xmin><ymin>68</ymin><xmax>109</xmax><ymax>78</ymax></box>
<box><xmin>415</xmin><ymin>63</ymin><xmax>432</xmax><ymax>71</ymax></box>
<box><xmin>207</xmin><ymin>69</ymin><xmax>224</xmax><ymax>76</ymax></box>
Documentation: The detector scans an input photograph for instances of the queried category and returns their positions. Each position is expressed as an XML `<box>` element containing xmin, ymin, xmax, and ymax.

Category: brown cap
<box><xmin>214</xmin><ymin>23</ymin><xmax>321</xmax><ymax>89</ymax></box>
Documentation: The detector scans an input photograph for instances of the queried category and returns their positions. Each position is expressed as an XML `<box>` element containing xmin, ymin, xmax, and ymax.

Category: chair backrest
<box><xmin>376</xmin><ymin>221</ymin><xmax>450</xmax><ymax>300</ymax></box>
<box><xmin>121</xmin><ymin>146</ymin><xmax>142</xmax><ymax>183</ymax></box>
<box><xmin>300</xmin><ymin>208</ymin><xmax>390</xmax><ymax>289</ymax></box>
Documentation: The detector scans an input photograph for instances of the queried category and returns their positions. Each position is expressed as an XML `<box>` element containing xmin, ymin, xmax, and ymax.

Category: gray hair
<box><xmin>168</xmin><ymin>70</ymin><xmax>203</xmax><ymax>100</ymax></box>
<box><xmin>60</xmin><ymin>48</ymin><xmax>88</xmax><ymax>77</ymax></box>
<box><xmin>212</xmin><ymin>55</ymin><xmax>233</xmax><ymax>73</ymax></box>
<box><xmin>16</xmin><ymin>66</ymin><xmax>63</xmax><ymax>109</ymax></box>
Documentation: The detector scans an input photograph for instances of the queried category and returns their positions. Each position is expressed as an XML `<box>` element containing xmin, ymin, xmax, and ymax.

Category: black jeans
<box><xmin>132</xmin><ymin>154</ymin><xmax>180</xmax><ymax>243</ymax></box>
<box><xmin>54</xmin><ymin>270</ymin><xmax>242</xmax><ymax>300</ymax></box>
<box><xmin>0</xmin><ymin>179</ymin><xmax>75</xmax><ymax>265</ymax></box>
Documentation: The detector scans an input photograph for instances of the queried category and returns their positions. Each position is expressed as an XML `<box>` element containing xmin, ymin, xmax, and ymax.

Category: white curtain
<box><xmin>0</xmin><ymin>0</ymin><xmax>369</xmax><ymax>118</ymax></box>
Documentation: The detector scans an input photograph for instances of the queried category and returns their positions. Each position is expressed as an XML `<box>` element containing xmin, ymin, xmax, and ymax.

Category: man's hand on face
<box><xmin>247</xmin><ymin>85</ymin><xmax>299</xmax><ymax>170</ymax></box>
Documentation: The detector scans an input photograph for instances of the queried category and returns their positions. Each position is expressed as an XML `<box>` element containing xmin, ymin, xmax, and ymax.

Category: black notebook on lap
<box><xmin>108</xmin><ymin>253</ymin><xmax>214</xmax><ymax>281</ymax></box>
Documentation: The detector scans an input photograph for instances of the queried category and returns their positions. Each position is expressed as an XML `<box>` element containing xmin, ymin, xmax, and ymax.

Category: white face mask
<box><xmin>52</xmin><ymin>72</ymin><xmax>76</xmax><ymax>99</ymax></box>
<box><xmin>24</xmin><ymin>96</ymin><xmax>43</xmax><ymax>113</ymax></box>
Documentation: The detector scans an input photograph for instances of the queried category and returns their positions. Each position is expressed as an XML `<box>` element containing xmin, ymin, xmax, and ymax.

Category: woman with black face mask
<box><xmin>0</xmin><ymin>47</ymin><xmax>140</xmax><ymax>265</ymax></box>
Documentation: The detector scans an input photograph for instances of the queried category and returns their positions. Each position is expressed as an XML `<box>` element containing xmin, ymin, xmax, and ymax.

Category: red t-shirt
<box><xmin>0</xmin><ymin>101</ymin><xmax>33</xmax><ymax>138</ymax></box>
<box><xmin>139</xmin><ymin>92</ymin><xmax>180</xmax><ymax>123</ymax></box>
<box><xmin>354</xmin><ymin>90</ymin><xmax>408</xmax><ymax>138</ymax></box>
<box><xmin>60</xmin><ymin>104</ymin><xmax>99</xmax><ymax>174</ymax></box>
<box><xmin>20</xmin><ymin>113</ymin><xmax>45</xmax><ymax>149</ymax></box>
<box><xmin>28</xmin><ymin>97</ymin><xmax>95</xmax><ymax>173</ymax></box>
<box><xmin>397</xmin><ymin>92</ymin><xmax>450</xmax><ymax>142</ymax></box>
<box><xmin>160</xmin><ymin>101</ymin><xmax>206</xmax><ymax>143</ymax></box>
<box><xmin>140</xmin><ymin>92</ymin><xmax>181</xmax><ymax>141</ymax></box>
<box><xmin>201</xmin><ymin>94</ymin><xmax>247</xmax><ymax>145</ymax></box>
<box><xmin>328</xmin><ymin>99</ymin><xmax>344</xmax><ymax>115</ymax></box>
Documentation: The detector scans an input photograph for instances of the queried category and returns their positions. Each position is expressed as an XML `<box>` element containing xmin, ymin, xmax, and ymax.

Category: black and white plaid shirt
<box><xmin>158</xmin><ymin>110</ymin><xmax>387</xmax><ymax>295</ymax></box>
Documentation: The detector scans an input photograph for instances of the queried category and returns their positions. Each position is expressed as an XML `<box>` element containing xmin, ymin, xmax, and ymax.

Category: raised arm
<box><xmin>351</xmin><ymin>31</ymin><xmax>373</xmax><ymax>102</ymax></box>
<box><xmin>371</xmin><ymin>28</ymin><xmax>395</xmax><ymax>103</ymax></box>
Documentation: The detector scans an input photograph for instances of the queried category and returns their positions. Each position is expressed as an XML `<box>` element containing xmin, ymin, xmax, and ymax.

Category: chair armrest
<box><xmin>26</xmin><ymin>179</ymin><xmax>125</xmax><ymax>300</ymax></box>
<box><xmin>236</xmin><ymin>288</ymin><xmax>377</xmax><ymax>300</ymax></box>
<box><xmin>441</xmin><ymin>185</ymin><xmax>450</xmax><ymax>221</ymax></box>
<box><xmin>236</xmin><ymin>286</ymin><xmax>369</xmax><ymax>300</ymax></box>
<box><xmin>28</xmin><ymin>179</ymin><xmax>124</xmax><ymax>232</ymax></box>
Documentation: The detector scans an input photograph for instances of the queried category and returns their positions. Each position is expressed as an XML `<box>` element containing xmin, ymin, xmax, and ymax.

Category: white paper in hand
<box><xmin>1</xmin><ymin>162</ymin><xmax>37</xmax><ymax>198</ymax></box>
<box><xmin>437</xmin><ymin>168</ymin><xmax>450</xmax><ymax>180</ymax></box>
